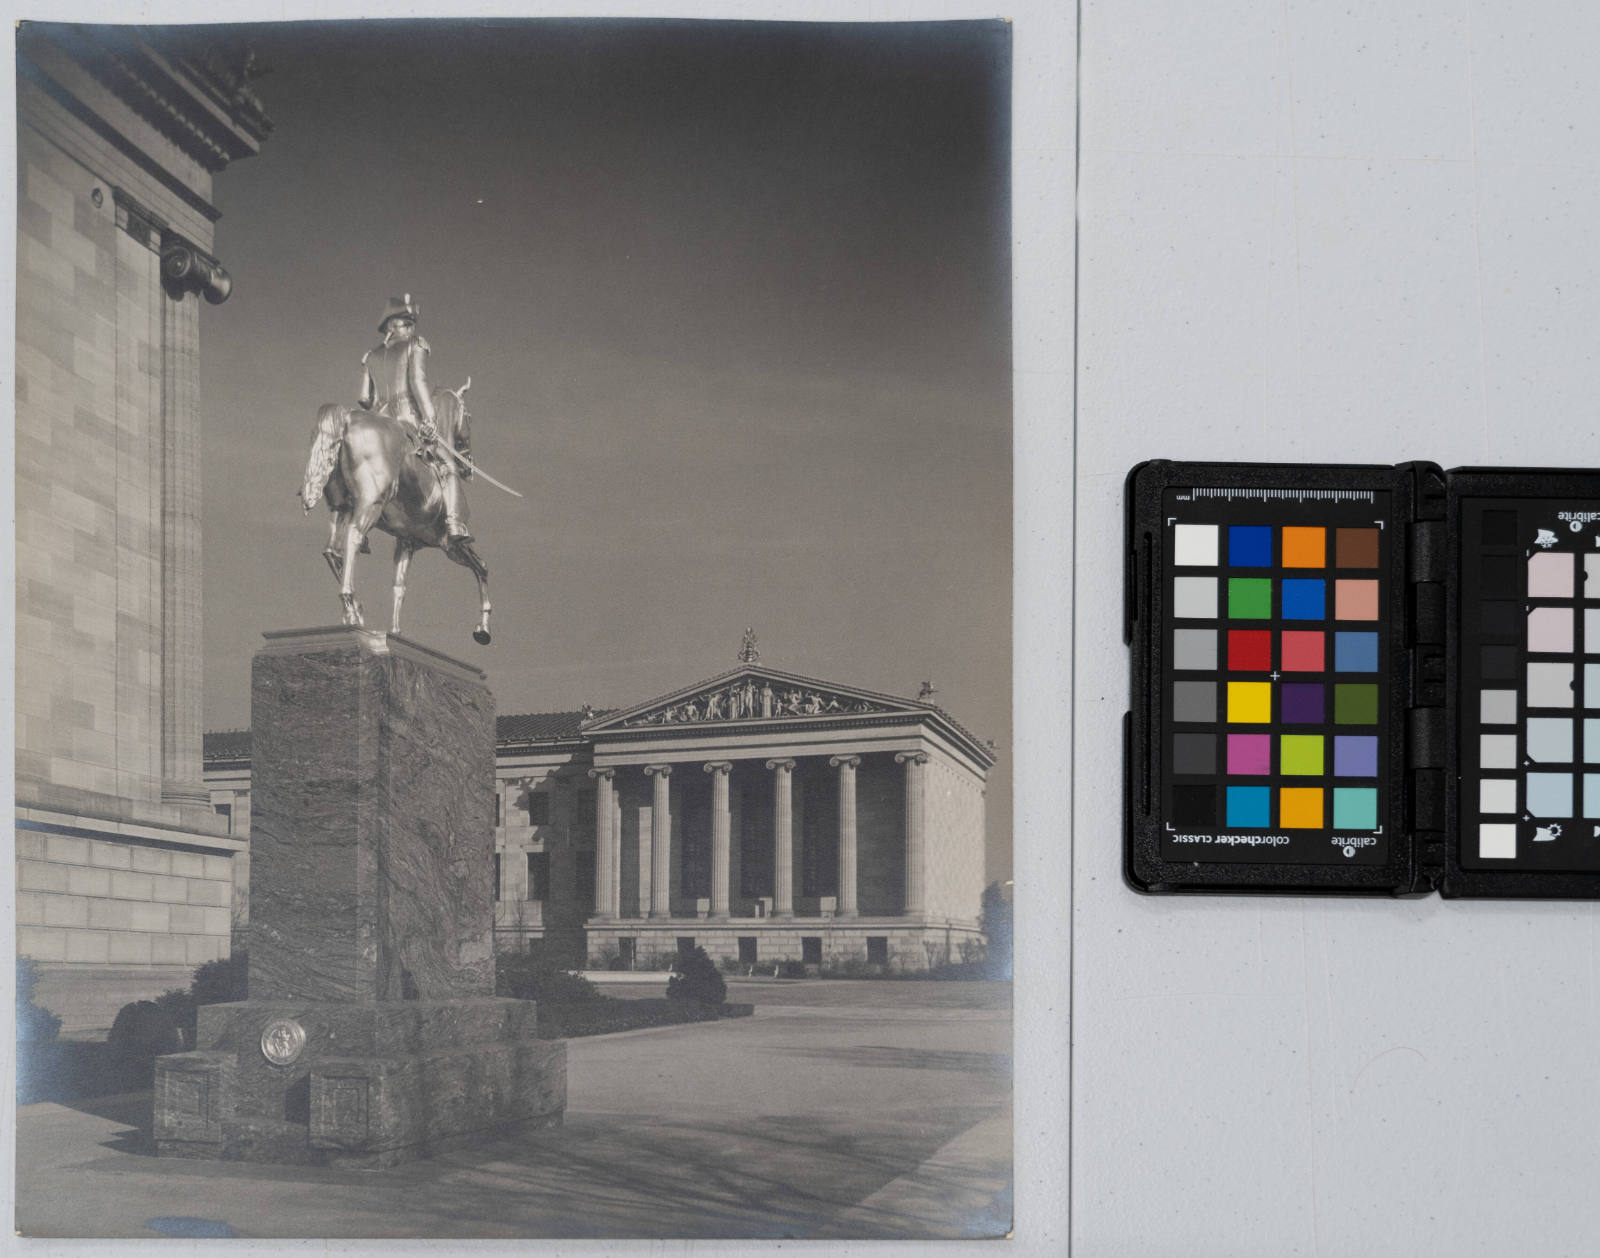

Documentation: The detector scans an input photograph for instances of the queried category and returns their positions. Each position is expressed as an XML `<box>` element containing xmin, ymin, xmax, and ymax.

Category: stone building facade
<box><xmin>15</xmin><ymin>25</ymin><xmax>268</xmax><ymax>1029</ymax></box>
<box><xmin>206</xmin><ymin>664</ymin><xmax>995</xmax><ymax>972</ymax></box>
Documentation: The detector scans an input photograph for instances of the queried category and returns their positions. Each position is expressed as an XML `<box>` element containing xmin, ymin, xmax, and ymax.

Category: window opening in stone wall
<box><xmin>493</xmin><ymin>853</ymin><xmax>502</xmax><ymax>901</ymax></box>
<box><xmin>738</xmin><ymin>936</ymin><xmax>757</xmax><ymax>964</ymax></box>
<box><xmin>526</xmin><ymin>790</ymin><xmax>550</xmax><ymax>826</ymax></box>
<box><xmin>801</xmin><ymin>936</ymin><xmax>823</xmax><ymax>965</ymax></box>
<box><xmin>575</xmin><ymin>787</ymin><xmax>595</xmax><ymax>831</ymax></box>
<box><xmin>867</xmin><ymin>936</ymin><xmax>889</xmax><ymax>965</ymax></box>
<box><xmin>677</xmin><ymin>936</ymin><xmax>696</xmax><ymax>958</ymax></box>
<box><xmin>526</xmin><ymin>850</ymin><xmax>549</xmax><ymax>901</ymax></box>
<box><xmin>619</xmin><ymin>937</ymin><xmax>636</xmax><ymax>969</ymax></box>
<box><xmin>213</xmin><ymin>802</ymin><xmax>232</xmax><ymax>834</ymax></box>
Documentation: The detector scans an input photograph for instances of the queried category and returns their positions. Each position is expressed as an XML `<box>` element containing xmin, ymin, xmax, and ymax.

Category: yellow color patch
<box><xmin>1280</xmin><ymin>787</ymin><xmax>1324</xmax><ymax>828</ymax></box>
<box><xmin>1227</xmin><ymin>681</ymin><xmax>1272</xmax><ymax>723</ymax></box>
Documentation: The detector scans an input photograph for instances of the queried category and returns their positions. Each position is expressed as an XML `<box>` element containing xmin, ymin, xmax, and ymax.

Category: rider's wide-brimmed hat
<box><xmin>378</xmin><ymin>293</ymin><xmax>420</xmax><ymax>333</ymax></box>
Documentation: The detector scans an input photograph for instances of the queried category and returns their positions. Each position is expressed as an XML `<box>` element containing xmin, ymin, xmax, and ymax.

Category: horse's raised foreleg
<box><xmin>448</xmin><ymin>541</ymin><xmax>492</xmax><ymax>645</ymax></box>
<box><xmin>340</xmin><ymin>501</ymin><xmax>384</xmax><ymax>628</ymax></box>
<box><xmin>392</xmin><ymin>540</ymin><xmax>416</xmax><ymax>636</ymax></box>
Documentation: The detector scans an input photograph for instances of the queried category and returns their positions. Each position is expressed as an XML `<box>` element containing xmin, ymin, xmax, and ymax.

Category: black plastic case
<box><xmin>1125</xmin><ymin>459</ymin><xmax>1600</xmax><ymax>899</ymax></box>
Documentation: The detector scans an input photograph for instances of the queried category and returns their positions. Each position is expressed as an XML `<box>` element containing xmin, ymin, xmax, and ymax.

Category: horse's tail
<box><xmin>302</xmin><ymin>404</ymin><xmax>347</xmax><ymax>512</ymax></box>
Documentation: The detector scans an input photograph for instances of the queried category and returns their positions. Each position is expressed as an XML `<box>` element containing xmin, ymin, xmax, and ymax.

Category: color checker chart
<box><xmin>1160</xmin><ymin>489</ymin><xmax>1391</xmax><ymax>865</ymax></box>
<box><xmin>1459</xmin><ymin>497</ymin><xmax>1600</xmax><ymax>872</ymax></box>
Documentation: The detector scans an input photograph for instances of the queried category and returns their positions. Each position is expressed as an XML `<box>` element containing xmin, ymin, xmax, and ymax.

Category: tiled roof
<box><xmin>203</xmin><ymin>729</ymin><xmax>252</xmax><ymax>762</ymax></box>
<box><xmin>204</xmin><ymin>710</ymin><xmax>611</xmax><ymax>762</ymax></box>
<box><xmin>496</xmin><ymin>710</ymin><xmax>606</xmax><ymax>744</ymax></box>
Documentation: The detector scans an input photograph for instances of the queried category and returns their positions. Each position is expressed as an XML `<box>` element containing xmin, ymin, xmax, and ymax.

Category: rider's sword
<box><xmin>426</xmin><ymin>438</ymin><xmax>524</xmax><ymax>498</ymax></box>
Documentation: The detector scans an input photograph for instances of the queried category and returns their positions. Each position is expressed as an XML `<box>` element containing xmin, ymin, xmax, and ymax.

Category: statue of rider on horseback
<box><xmin>361</xmin><ymin>294</ymin><xmax>472</xmax><ymax>546</ymax></box>
<box><xmin>301</xmin><ymin>293</ymin><xmax>514</xmax><ymax>646</ymax></box>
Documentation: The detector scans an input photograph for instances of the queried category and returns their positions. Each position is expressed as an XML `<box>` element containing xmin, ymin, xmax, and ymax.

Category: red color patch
<box><xmin>1228</xmin><ymin>629</ymin><xmax>1272</xmax><ymax>672</ymax></box>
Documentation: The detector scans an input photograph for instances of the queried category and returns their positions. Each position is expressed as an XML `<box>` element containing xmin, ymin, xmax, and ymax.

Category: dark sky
<box><xmin>197</xmin><ymin>18</ymin><xmax>1013</xmax><ymax>879</ymax></box>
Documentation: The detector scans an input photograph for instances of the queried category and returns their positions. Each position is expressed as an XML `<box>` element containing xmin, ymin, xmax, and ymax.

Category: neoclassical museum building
<box><xmin>205</xmin><ymin>658</ymin><xmax>996</xmax><ymax>970</ymax></box>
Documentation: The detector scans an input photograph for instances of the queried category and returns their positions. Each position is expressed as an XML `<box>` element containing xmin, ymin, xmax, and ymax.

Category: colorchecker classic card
<box><xmin>1126</xmin><ymin>459</ymin><xmax>1600</xmax><ymax>899</ymax></box>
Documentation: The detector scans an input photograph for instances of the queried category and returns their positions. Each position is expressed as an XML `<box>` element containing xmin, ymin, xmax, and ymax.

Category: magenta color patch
<box><xmin>1227</xmin><ymin>734</ymin><xmax>1271</xmax><ymax>776</ymax></box>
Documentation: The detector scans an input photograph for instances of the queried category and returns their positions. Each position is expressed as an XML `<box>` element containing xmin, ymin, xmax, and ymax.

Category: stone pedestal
<box><xmin>155</xmin><ymin>627</ymin><xmax>565</xmax><ymax>1166</ymax></box>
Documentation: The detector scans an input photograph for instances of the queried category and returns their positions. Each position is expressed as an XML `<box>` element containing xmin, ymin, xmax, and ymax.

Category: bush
<box><xmin>981</xmin><ymin>882</ymin><xmax>1013</xmax><ymax>980</ymax></box>
<box><xmin>192</xmin><ymin>950</ymin><xmax>248</xmax><ymax>1005</ymax></box>
<box><xmin>666</xmin><ymin>946</ymin><xmax>727</xmax><ymax>1005</ymax></box>
<box><xmin>777</xmin><ymin>960</ymin><xmax>808</xmax><ymax>980</ymax></box>
<box><xmin>17</xmin><ymin>958</ymin><xmax>61</xmax><ymax>1044</ymax></box>
<box><xmin>496</xmin><ymin>950</ymin><xmax>602</xmax><ymax>1003</ymax></box>
<box><xmin>108</xmin><ymin>1000</ymin><xmax>183</xmax><ymax>1058</ymax></box>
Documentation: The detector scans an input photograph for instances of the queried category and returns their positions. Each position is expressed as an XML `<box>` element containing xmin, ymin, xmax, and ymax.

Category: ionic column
<box><xmin>588</xmin><ymin>768</ymin><xmax>617</xmax><ymax>917</ymax></box>
<box><xmin>705</xmin><ymin>762</ymin><xmax>733</xmax><ymax>916</ymax></box>
<box><xmin>895</xmin><ymin>751</ymin><xmax>929</xmax><ymax>916</ymax></box>
<box><xmin>644</xmin><ymin>764</ymin><xmax>673</xmax><ymax>917</ymax></box>
<box><xmin>830</xmin><ymin>755</ymin><xmax>861</xmax><ymax>917</ymax></box>
<box><xmin>767</xmin><ymin>759</ymin><xmax>795</xmax><ymax>917</ymax></box>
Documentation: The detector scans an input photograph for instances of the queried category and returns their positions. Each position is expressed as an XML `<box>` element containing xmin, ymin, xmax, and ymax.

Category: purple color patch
<box><xmin>1227</xmin><ymin>734</ymin><xmax>1271</xmax><ymax>776</ymax></box>
<box><xmin>1281</xmin><ymin>683</ymin><xmax>1324</xmax><ymax>724</ymax></box>
<box><xmin>1334</xmin><ymin>735</ymin><xmax>1379</xmax><ymax>777</ymax></box>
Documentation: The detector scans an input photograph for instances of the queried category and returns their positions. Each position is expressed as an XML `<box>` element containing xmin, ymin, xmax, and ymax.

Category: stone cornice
<box><xmin>75</xmin><ymin>25</ymin><xmax>269</xmax><ymax>173</ymax></box>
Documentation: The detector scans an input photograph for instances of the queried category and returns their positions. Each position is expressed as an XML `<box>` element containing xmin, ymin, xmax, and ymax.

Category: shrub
<box><xmin>496</xmin><ymin>950</ymin><xmax>602</xmax><ymax>1003</ymax></box>
<box><xmin>153</xmin><ymin>988</ymin><xmax>198</xmax><ymax>1050</ymax></box>
<box><xmin>777</xmin><ymin>960</ymin><xmax>808</xmax><ymax>979</ymax></box>
<box><xmin>666</xmin><ymin>946</ymin><xmax>727</xmax><ymax>1005</ymax></box>
<box><xmin>108</xmin><ymin>1000</ymin><xmax>183</xmax><ymax>1058</ymax></box>
<box><xmin>17</xmin><ymin>958</ymin><xmax>61</xmax><ymax>1043</ymax></box>
<box><xmin>980</xmin><ymin>882</ymin><xmax>1013</xmax><ymax>980</ymax></box>
<box><xmin>192</xmin><ymin>950</ymin><xmax>248</xmax><ymax>1005</ymax></box>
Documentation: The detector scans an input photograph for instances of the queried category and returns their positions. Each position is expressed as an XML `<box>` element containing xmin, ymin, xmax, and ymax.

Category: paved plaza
<box><xmin>15</xmin><ymin>980</ymin><xmax>1012</xmax><ymax>1240</ymax></box>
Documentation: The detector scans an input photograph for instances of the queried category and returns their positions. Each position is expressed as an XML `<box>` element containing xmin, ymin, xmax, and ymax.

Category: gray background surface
<box><xmin>1076</xmin><ymin>2</ymin><xmax>1600</xmax><ymax>1254</ymax></box>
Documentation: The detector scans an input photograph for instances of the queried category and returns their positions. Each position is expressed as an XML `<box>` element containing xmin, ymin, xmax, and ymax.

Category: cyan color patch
<box><xmin>1225</xmin><ymin>785</ymin><xmax>1270</xmax><ymax>828</ymax></box>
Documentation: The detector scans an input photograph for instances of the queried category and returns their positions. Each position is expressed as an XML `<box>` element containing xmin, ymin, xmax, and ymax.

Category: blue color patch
<box><xmin>1225</xmin><ymin>785</ymin><xmax>1271</xmax><ymax>828</ymax></box>
<box><xmin>1334</xmin><ymin>631</ymin><xmax>1379</xmax><ymax>672</ymax></box>
<box><xmin>1229</xmin><ymin>525</ymin><xmax>1273</xmax><ymax>567</ymax></box>
<box><xmin>1281</xmin><ymin>578</ymin><xmax>1326</xmax><ymax>620</ymax></box>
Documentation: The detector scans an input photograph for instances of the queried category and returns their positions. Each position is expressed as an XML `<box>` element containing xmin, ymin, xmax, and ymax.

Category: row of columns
<box><xmin>587</xmin><ymin>751</ymin><xmax>930</xmax><ymax>921</ymax></box>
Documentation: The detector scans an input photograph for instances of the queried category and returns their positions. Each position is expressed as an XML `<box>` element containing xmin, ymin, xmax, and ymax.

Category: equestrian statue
<box><xmin>300</xmin><ymin>294</ymin><xmax>516</xmax><ymax>645</ymax></box>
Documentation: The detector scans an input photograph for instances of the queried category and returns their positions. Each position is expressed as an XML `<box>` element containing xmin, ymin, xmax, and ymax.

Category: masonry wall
<box><xmin>923</xmin><ymin>752</ymin><xmax>986</xmax><ymax>925</ymax></box>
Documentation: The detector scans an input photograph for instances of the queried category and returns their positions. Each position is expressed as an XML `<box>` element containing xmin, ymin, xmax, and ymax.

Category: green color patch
<box><xmin>1279</xmin><ymin>734</ymin><xmax>1324</xmax><ymax>776</ymax></box>
<box><xmin>1334</xmin><ymin>683</ymin><xmax>1380</xmax><ymax>725</ymax></box>
<box><xmin>1227</xmin><ymin>578</ymin><xmax>1273</xmax><ymax>620</ymax></box>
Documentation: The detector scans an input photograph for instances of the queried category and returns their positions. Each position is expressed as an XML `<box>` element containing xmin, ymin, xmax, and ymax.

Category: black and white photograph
<box><xmin>11</xmin><ymin>10</ymin><xmax>1039</xmax><ymax>1244</ymax></box>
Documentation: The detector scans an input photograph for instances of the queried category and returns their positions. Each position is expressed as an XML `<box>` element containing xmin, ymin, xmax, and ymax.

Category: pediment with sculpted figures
<box><xmin>587</xmin><ymin>668</ymin><xmax>921</xmax><ymax>731</ymax></box>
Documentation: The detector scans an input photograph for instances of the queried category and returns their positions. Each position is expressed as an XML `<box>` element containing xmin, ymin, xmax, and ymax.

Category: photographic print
<box><xmin>15</xmin><ymin>15</ymin><xmax>1013</xmax><ymax>1240</ymax></box>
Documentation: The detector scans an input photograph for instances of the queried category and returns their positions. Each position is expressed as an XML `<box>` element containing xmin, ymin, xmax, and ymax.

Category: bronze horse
<box><xmin>300</xmin><ymin>381</ymin><xmax>492</xmax><ymax>644</ymax></box>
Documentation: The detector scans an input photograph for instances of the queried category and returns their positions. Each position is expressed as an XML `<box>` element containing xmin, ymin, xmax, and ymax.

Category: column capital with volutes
<box><xmin>765</xmin><ymin>758</ymin><xmax>796</xmax><ymax>773</ymax></box>
<box><xmin>643</xmin><ymin>763</ymin><xmax>673</xmax><ymax>778</ymax></box>
<box><xmin>829</xmin><ymin>754</ymin><xmax>862</xmax><ymax>770</ymax></box>
<box><xmin>587</xmin><ymin>767</ymin><xmax>615</xmax><ymax>782</ymax></box>
<box><xmin>703</xmin><ymin>761</ymin><xmax>733</xmax><ymax>776</ymax></box>
<box><xmin>894</xmin><ymin>750</ymin><xmax>930</xmax><ymax>766</ymax></box>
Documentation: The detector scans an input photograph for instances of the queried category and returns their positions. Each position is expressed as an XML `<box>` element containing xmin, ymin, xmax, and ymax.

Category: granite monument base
<box><xmin>155</xmin><ymin>997</ymin><xmax>565</xmax><ymax>1167</ymax></box>
<box><xmin>153</xmin><ymin>628</ymin><xmax>566</xmax><ymax>1167</ymax></box>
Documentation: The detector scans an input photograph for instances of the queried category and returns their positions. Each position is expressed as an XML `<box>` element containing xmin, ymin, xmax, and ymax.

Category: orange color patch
<box><xmin>1281</xmin><ymin>527</ymin><xmax>1326</xmax><ymax>569</ymax></box>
